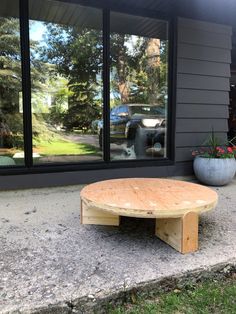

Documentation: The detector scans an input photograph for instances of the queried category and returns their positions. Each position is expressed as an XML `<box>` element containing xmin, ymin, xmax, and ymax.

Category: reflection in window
<box><xmin>29</xmin><ymin>0</ymin><xmax>103</xmax><ymax>164</ymax></box>
<box><xmin>0</xmin><ymin>0</ymin><xmax>24</xmax><ymax>166</ymax></box>
<box><xmin>109</xmin><ymin>12</ymin><xmax>168</xmax><ymax>160</ymax></box>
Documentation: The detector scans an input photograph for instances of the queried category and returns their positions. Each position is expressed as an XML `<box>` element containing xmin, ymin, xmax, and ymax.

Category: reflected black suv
<box><xmin>98</xmin><ymin>104</ymin><xmax>166</xmax><ymax>156</ymax></box>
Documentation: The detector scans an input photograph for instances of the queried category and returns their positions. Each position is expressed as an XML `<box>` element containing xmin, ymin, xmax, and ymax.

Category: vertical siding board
<box><xmin>176</xmin><ymin>18</ymin><xmax>232</xmax><ymax>163</ymax></box>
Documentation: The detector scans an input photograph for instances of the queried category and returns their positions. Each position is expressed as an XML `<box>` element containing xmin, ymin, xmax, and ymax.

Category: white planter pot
<box><xmin>193</xmin><ymin>157</ymin><xmax>236</xmax><ymax>186</ymax></box>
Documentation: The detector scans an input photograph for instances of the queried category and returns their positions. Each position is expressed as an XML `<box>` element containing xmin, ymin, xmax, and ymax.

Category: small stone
<box><xmin>1</xmin><ymin>218</ymin><xmax>9</xmax><ymax>223</ymax></box>
<box><xmin>88</xmin><ymin>294</ymin><xmax>95</xmax><ymax>299</ymax></box>
<box><xmin>174</xmin><ymin>289</ymin><xmax>181</xmax><ymax>293</ymax></box>
<box><xmin>223</xmin><ymin>266</ymin><xmax>231</xmax><ymax>273</ymax></box>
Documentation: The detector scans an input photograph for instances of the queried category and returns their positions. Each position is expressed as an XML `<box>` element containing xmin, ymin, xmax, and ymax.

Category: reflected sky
<box><xmin>29</xmin><ymin>21</ymin><xmax>46</xmax><ymax>41</ymax></box>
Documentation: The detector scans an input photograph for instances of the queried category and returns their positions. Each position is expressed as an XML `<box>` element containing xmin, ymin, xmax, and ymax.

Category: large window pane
<box><xmin>109</xmin><ymin>12</ymin><xmax>168</xmax><ymax>160</ymax></box>
<box><xmin>29</xmin><ymin>0</ymin><xmax>103</xmax><ymax>164</ymax></box>
<box><xmin>0</xmin><ymin>0</ymin><xmax>24</xmax><ymax>167</ymax></box>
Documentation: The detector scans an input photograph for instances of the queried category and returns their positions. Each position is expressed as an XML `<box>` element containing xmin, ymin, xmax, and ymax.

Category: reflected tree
<box><xmin>41</xmin><ymin>24</ymin><xmax>103</xmax><ymax>131</ymax></box>
<box><xmin>110</xmin><ymin>34</ymin><xmax>168</xmax><ymax>106</ymax></box>
<box><xmin>0</xmin><ymin>17</ymin><xmax>23</xmax><ymax>148</ymax></box>
<box><xmin>0</xmin><ymin>18</ymin><xmax>22</xmax><ymax>114</ymax></box>
<box><xmin>39</xmin><ymin>23</ymin><xmax>168</xmax><ymax>130</ymax></box>
<box><xmin>0</xmin><ymin>18</ymin><xmax>52</xmax><ymax>148</ymax></box>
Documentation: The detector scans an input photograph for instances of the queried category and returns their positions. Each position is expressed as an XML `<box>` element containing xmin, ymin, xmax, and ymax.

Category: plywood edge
<box><xmin>81</xmin><ymin>195</ymin><xmax>217</xmax><ymax>219</ymax></box>
<box><xmin>181</xmin><ymin>211</ymin><xmax>199</xmax><ymax>254</ymax></box>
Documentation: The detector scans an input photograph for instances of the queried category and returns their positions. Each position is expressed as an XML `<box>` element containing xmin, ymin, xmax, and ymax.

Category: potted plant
<box><xmin>192</xmin><ymin>132</ymin><xmax>236</xmax><ymax>186</ymax></box>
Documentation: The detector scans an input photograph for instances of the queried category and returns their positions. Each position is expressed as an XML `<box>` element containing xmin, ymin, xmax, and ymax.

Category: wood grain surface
<box><xmin>80</xmin><ymin>178</ymin><xmax>218</xmax><ymax>218</ymax></box>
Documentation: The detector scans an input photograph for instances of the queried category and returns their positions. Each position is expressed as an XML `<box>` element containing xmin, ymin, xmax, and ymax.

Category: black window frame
<box><xmin>0</xmin><ymin>0</ymin><xmax>176</xmax><ymax>175</ymax></box>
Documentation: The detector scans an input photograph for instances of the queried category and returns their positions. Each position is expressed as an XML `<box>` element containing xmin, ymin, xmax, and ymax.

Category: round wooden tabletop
<box><xmin>80</xmin><ymin>178</ymin><xmax>218</xmax><ymax>218</ymax></box>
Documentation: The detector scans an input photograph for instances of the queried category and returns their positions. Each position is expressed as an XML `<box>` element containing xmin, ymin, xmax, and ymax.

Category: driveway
<box><xmin>63</xmin><ymin>134</ymin><xmax>100</xmax><ymax>148</ymax></box>
<box><xmin>0</xmin><ymin>178</ymin><xmax>236</xmax><ymax>313</ymax></box>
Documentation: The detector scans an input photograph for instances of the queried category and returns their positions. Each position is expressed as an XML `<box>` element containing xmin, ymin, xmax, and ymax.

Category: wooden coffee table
<box><xmin>80</xmin><ymin>178</ymin><xmax>218</xmax><ymax>254</ymax></box>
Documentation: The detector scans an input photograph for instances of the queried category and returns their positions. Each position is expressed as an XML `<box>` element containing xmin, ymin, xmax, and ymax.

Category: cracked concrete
<box><xmin>0</xmin><ymin>177</ymin><xmax>236</xmax><ymax>313</ymax></box>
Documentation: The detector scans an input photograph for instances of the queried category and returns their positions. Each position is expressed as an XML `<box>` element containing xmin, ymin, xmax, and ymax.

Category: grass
<box><xmin>1</xmin><ymin>135</ymin><xmax>100</xmax><ymax>165</ymax></box>
<box><xmin>108</xmin><ymin>277</ymin><xmax>236</xmax><ymax>314</ymax></box>
<box><xmin>34</xmin><ymin>138</ymin><xmax>99</xmax><ymax>156</ymax></box>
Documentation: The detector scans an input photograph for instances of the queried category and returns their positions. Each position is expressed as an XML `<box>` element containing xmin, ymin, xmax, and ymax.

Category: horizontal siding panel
<box><xmin>179</xmin><ymin>27</ymin><xmax>232</xmax><ymax>49</ymax></box>
<box><xmin>176</xmin><ymin>147</ymin><xmax>194</xmax><ymax>162</ymax></box>
<box><xmin>178</xmin><ymin>18</ymin><xmax>232</xmax><ymax>35</ymax></box>
<box><xmin>177</xmin><ymin>89</ymin><xmax>229</xmax><ymax>104</ymax></box>
<box><xmin>177</xmin><ymin>74</ymin><xmax>230</xmax><ymax>91</ymax></box>
<box><xmin>176</xmin><ymin>118</ymin><xmax>228</xmax><ymax>133</ymax></box>
<box><xmin>176</xmin><ymin>104</ymin><xmax>229</xmax><ymax>118</ymax></box>
<box><xmin>178</xmin><ymin>59</ymin><xmax>231</xmax><ymax>77</ymax></box>
<box><xmin>176</xmin><ymin>144</ymin><xmax>228</xmax><ymax>161</ymax></box>
<box><xmin>178</xmin><ymin>43</ymin><xmax>231</xmax><ymax>63</ymax></box>
<box><xmin>176</xmin><ymin>132</ymin><xmax>228</xmax><ymax>147</ymax></box>
<box><xmin>176</xmin><ymin>18</ymin><xmax>231</xmax><ymax>164</ymax></box>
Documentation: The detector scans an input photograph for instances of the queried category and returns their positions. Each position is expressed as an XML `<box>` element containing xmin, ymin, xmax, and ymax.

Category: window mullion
<box><xmin>20</xmin><ymin>0</ymin><xmax>33</xmax><ymax>168</ymax></box>
<box><xmin>102</xmin><ymin>8</ymin><xmax>110</xmax><ymax>162</ymax></box>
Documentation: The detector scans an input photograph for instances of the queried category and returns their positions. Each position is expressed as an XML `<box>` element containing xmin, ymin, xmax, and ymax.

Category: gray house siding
<box><xmin>175</xmin><ymin>17</ymin><xmax>232</xmax><ymax>163</ymax></box>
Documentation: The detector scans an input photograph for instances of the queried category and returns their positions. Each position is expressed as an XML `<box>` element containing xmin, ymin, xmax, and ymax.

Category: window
<box><xmin>110</xmin><ymin>12</ymin><xmax>168</xmax><ymax>160</ymax></box>
<box><xmin>29</xmin><ymin>0</ymin><xmax>103</xmax><ymax>164</ymax></box>
<box><xmin>0</xmin><ymin>0</ymin><xmax>171</xmax><ymax>172</ymax></box>
<box><xmin>0</xmin><ymin>0</ymin><xmax>24</xmax><ymax>167</ymax></box>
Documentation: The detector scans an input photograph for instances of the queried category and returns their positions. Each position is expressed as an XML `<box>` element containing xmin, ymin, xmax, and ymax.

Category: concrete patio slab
<box><xmin>0</xmin><ymin>178</ymin><xmax>236</xmax><ymax>313</ymax></box>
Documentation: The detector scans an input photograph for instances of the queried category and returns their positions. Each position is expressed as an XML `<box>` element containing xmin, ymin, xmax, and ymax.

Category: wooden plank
<box><xmin>80</xmin><ymin>179</ymin><xmax>218</xmax><ymax>219</ymax></box>
<box><xmin>80</xmin><ymin>201</ymin><xmax>120</xmax><ymax>226</ymax></box>
<box><xmin>176</xmin><ymin>118</ymin><xmax>228</xmax><ymax>133</ymax></box>
<box><xmin>155</xmin><ymin>217</ymin><xmax>182</xmax><ymax>252</ymax></box>
<box><xmin>155</xmin><ymin>212</ymin><xmax>199</xmax><ymax>254</ymax></box>
<box><xmin>178</xmin><ymin>27</ymin><xmax>232</xmax><ymax>49</ymax></box>
<box><xmin>178</xmin><ymin>18</ymin><xmax>232</xmax><ymax>35</ymax></box>
<box><xmin>176</xmin><ymin>103</ymin><xmax>229</xmax><ymax>118</ymax></box>
<box><xmin>177</xmin><ymin>59</ymin><xmax>231</xmax><ymax>77</ymax></box>
<box><xmin>177</xmin><ymin>74</ymin><xmax>230</xmax><ymax>91</ymax></box>
<box><xmin>182</xmin><ymin>212</ymin><xmax>198</xmax><ymax>254</ymax></box>
<box><xmin>178</xmin><ymin>44</ymin><xmax>231</xmax><ymax>63</ymax></box>
<box><xmin>177</xmin><ymin>89</ymin><xmax>229</xmax><ymax>104</ymax></box>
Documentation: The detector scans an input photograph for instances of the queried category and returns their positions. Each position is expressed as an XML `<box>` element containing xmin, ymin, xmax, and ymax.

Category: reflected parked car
<box><xmin>97</xmin><ymin>104</ymin><xmax>166</xmax><ymax>157</ymax></box>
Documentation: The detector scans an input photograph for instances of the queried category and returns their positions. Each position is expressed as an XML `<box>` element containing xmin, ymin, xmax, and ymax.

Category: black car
<box><xmin>98</xmin><ymin>104</ymin><xmax>166</xmax><ymax>157</ymax></box>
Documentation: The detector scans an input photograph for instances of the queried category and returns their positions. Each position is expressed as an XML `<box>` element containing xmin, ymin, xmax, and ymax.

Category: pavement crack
<box><xmin>65</xmin><ymin>300</ymin><xmax>75</xmax><ymax>312</ymax></box>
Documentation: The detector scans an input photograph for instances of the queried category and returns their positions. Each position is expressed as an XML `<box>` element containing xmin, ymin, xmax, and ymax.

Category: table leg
<box><xmin>80</xmin><ymin>200</ymin><xmax>120</xmax><ymax>226</ymax></box>
<box><xmin>155</xmin><ymin>212</ymin><xmax>199</xmax><ymax>254</ymax></box>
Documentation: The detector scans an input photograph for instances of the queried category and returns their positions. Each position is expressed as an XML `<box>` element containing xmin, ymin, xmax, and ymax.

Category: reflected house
<box><xmin>0</xmin><ymin>0</ymin><xmax>235</xmax><ymax>188</ymax></box>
